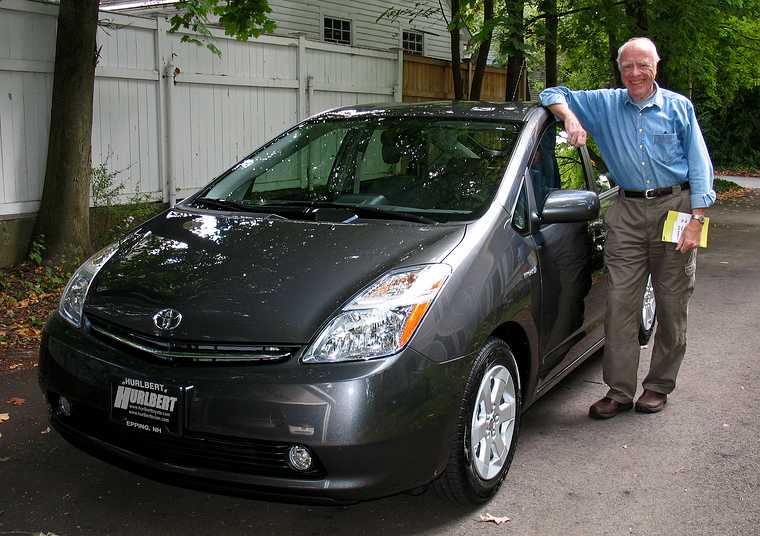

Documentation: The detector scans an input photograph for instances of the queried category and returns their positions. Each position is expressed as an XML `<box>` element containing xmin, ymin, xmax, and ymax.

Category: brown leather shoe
<box><xmin>589</xmin><ymin>397</ymin><xmax>634</xmax><ymax>419</ymax></box>
<box><xmin>635</xmin><ymin>389</ymin><xmax>667</xmax><ymax>413</ymax></box>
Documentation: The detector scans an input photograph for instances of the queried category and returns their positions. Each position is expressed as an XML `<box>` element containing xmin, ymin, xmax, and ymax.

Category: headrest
<box><xmin>380</xmin><ymin>127</ymin><xmax>423</xmax><ymax>165</ymax></box>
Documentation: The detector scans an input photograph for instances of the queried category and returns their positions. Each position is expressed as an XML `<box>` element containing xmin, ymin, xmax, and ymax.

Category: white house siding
<box><xmin>107</xmin><ymin>0</ymin><xmax>457</xmax><ymax>61</ymax></box>
<box><xmin>267</xmin><ymin>0</ymin><xmax>455</xmax><ymax>60</ymax></box>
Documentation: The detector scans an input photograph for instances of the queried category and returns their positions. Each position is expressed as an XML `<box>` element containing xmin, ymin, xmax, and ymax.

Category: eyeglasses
<box><xmin>620</xmin><ymin>61</ymin><xmax>654</xmax><ymax>72</ymax></box>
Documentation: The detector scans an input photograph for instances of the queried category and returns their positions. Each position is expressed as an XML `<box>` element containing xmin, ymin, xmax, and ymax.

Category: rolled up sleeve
<box><xmin>684</xmin><ymin>103</ymin><xmax>716</xmax><ymax>209</ymax></box>
<box><xmin>539</xmin><ymin>86</ymin><xmax>609</xmax><ymax>136</ymax></box>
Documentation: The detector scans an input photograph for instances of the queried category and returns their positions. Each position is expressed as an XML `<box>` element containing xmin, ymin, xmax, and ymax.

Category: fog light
<box><xmin>288</xmin><ymin>445</ymin><xmax>313</xmax><ymax>472</ymax></box>
<box><xmin>57</xmin><ymin>395</ymin><xmax>72</xmax><ymax>417</ymax></box>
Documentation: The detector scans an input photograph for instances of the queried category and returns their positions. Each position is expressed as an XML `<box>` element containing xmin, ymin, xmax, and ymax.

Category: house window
<box><xmin>402</xmin><ymin>30</ymin><xmax>424</xmax><ymax>55</ymax></box>
<box><xmin>324</xmin><ymin>16</ymin><xmax>352</xmax><ymax>45</ymax></box>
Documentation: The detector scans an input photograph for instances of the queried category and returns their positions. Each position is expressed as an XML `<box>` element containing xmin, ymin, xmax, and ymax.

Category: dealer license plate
<box><xmin>110</xmin><ymin>377</ymin><xmax>182</xmax><ymax>435</ymax></box>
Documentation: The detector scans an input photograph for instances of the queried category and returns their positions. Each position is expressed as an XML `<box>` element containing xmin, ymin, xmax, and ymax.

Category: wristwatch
<box><xmin>691</xmin><ymin>214</ymin><xmax>705</xmax><ymax>225</ymax></box>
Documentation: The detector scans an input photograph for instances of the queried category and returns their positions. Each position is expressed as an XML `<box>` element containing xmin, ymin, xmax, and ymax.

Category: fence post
<box><xmin>306</xmin><ymin>75</ymin><xmax>314</xmax><ymax>117</ymax></box>
<box><xmin>155</xmin><ymin>16</ymin><xmax>170</xmax><ymax>204</ymax></box>
<box><xmin>164</xmin><ymin>59</ymin><xmax>177</xmax><ymax>207</ymax></box>
<box><xmin>298</xmin><ymin>34</ymin><xmax>307</xmax><ymax>120</ymax></box>
<box><xmin>394</xmin><ymin>47</ymin><xmax>403</xmax><ymax>103</ymax></box>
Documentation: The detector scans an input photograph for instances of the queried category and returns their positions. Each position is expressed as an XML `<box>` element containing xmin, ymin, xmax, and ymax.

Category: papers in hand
<box><xmin>661</xmin><ymin>210</ymin><xmax>709</xmax><ymax>248</ymax></box>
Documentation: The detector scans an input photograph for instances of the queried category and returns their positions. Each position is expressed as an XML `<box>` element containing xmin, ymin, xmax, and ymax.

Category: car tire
<box><xmin>639</xmin><ymin>274</ymin><xmax>656</xmax><ymax>346</ymax></box>
<box><xmin>434</xmin><ymin>337</ymin><xmax>521</xmax><ymax>504</ymax></box>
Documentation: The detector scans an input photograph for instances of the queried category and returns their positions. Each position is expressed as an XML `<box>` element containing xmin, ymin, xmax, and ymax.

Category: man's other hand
<box><xmin>676</xmin><ymin>220</ymin><xmax>701</xmax><ymax>252</ymax></box>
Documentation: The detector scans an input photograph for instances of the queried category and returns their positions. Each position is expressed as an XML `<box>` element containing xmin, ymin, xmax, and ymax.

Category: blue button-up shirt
<box><xmin>539</xmin><ymin>84</ymin><xmax>716</xmax><ymax>209</ymax></box>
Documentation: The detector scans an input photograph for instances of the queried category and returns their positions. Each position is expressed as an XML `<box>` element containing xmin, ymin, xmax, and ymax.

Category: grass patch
<box><xmin>715</xmin><ymin>178</ymin><xmax>751</xmax><ymax>201</ymax></box>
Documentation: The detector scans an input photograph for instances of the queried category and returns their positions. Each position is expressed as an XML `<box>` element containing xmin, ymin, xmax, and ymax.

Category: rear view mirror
<box><xmin>540</xmin><ymin>190</ymin><xmax>599</xmax><ymax>224</ymax></box>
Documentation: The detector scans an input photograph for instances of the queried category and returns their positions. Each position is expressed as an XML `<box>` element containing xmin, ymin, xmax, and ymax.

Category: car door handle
<box><xmin>523</xmin><ymin>266</ymin><xmax>538</xmax><ymax>279</ymax></box>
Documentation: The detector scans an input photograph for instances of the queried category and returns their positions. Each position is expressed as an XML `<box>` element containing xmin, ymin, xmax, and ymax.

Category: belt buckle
<box><xmin>644</xmin><ymin>188</ymin><xmax>656</xmax><ymax>199</ymax></box>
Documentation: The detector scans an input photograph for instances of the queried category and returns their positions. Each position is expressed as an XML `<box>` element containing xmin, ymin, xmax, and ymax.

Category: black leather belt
<box><xmin>623</xmin><ymin>182</ymin><xmax>690</xmax><ymax>199</ymax></box>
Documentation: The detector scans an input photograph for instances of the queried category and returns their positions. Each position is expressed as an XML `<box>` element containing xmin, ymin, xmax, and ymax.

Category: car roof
<box><xmin>316</xmin><ymin>101</ymin><xmax>539</xmax><ymax>122</ymax></box>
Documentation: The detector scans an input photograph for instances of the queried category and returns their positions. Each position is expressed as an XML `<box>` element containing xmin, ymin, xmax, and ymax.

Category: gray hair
<box><xmin>617</xmin><ymin>37</ymin><xmax>661</xmax><ymax>67</ymax></box>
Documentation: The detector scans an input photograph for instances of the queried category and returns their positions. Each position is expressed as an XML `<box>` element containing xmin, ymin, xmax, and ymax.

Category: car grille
<box><xmin>53</xmin><ymin>403</ymin><xmax>324</xmax><ymax>479</ymax></box>
<box><xmin>86</xmin><ymin>314</ymin><xmax>299</xmax><ymax>365</ymax></box>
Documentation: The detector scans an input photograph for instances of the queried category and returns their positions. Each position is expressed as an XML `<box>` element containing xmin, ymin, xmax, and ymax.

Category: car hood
<box><xmin>85</xmin><ymin>209</ymin><xmax>465</xmax><ymax>344</ymax></box>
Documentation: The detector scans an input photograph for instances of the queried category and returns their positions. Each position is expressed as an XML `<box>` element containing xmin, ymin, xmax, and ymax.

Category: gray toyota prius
<box><xmin>39</xmin><ymin>101</ymin><xmax>655</xmax><ymax>504</ymax></box>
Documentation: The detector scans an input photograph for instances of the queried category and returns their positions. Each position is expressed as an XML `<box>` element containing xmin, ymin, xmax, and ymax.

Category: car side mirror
<box><xmin>540</xmin><ymin>190</ymin><xmax>599</xmax><ymax>224</ymax></box>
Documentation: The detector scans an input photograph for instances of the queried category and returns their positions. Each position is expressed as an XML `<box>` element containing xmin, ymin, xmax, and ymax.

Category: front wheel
<box><xmin>434</xmin><ymin>338</ymin><xmax>521</xmax><ymax>504</ymax></box>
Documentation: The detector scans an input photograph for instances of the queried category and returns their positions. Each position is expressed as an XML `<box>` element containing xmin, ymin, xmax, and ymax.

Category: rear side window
<box><xmin>586</xmin><ymin>135</ymin><xmax>617</xmax><ymax>193</ymax></box>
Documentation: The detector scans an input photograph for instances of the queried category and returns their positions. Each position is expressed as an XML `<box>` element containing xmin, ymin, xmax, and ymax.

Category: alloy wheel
<box><xmin>470</xmin><ymin>365</ymin><xmax>517</xmax><ymax>480</ymax></box>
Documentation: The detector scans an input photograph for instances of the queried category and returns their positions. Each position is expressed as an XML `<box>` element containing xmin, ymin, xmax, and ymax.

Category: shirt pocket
<box><xmin>650</xmin><ymin>133</ymin><xmax>681</xmax><ymax>164</ymax></box>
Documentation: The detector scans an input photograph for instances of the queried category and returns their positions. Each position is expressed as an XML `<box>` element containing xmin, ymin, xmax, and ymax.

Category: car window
<box><xmin>554</xmin><ymin>127</ymin><xmax>588</xmax><ymax>191</ymax></box>
<box><xmin>529</xmin><ymin>124</ymin><xmax>588</xmax><ymax>214</ymax></box>
<box><xmin>585</xmin><ymin>135</ymin><xmax>617</xmax><ymax>193</ymax></box>
<box><xmin>200</xmin><ymin>117</ymin><xmax>523</xmax><ymax>223</ymax></box>
<box><xmin>512</xmin><ymin>179</ymin><xmax>529</xmax><ymax>233</ymax></box>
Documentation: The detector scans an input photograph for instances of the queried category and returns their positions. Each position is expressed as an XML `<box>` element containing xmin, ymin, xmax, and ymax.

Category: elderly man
<box><xmin>539</xmin><ymin>37</ymin><xmax>716</xmax><ymax>419</ymax></box>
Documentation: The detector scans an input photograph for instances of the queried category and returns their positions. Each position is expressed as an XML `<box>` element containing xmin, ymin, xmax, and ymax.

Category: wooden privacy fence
<box><xmin>403</xmin><ymin>54</ymin><xmax>528</xmax><ymax>102</ymax></box>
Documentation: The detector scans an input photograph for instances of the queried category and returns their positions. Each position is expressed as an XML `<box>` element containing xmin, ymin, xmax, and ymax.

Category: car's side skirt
<box><xmin>530</xmin><ymin>336</ymin><xmax>606</xmax><ymax>405</ymax></box>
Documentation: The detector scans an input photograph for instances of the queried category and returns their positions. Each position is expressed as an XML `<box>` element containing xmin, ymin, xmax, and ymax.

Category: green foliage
<box><xmin>170</xmin><ymin>0</ymin><xmax>276</xmax><ymax>56</ymax></box>
<box><xmin>91</xmin><ymin>156</ymin><xmax>126</xmax><ymax>208</ymax></box>
<box><xmin>714</xmin><ymin>178</ymin><xmax>745</xmax><ymax>193</ymax></box>
<box><xmin>89</xmin><ymin>158</ymin><xmax>166</xmax><ymax>249</ymax></box>
<box><xmin>28</xmin><ymin>236</ymin><xmax>46</xmax><ymax>266</ymax></box>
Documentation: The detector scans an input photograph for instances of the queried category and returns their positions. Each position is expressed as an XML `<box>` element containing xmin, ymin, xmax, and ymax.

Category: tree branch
<box><xmin>523</xmin><ymin>0</ymin><xmax>626</xmax><ymax>28</ymax></box>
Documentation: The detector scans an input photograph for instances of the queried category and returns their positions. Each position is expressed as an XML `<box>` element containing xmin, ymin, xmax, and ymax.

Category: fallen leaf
<box><xmin>0</xmin><ymin>413</ymin><xmax>9</xmax><ymax>424</ymax></box>
<box><xmin>7</xmin><ymin>397</ymin><xmax>26</xmax><ymax>406</ymax></box>
<box><xmin>41</xmin><ymin>426</ymin><xmax>51</xmax><ymax>434</ymax></box>
<box><xmin>479</xmin><ymin>513</ymin><xmax>512</xmax><ymax>525</ymax></box>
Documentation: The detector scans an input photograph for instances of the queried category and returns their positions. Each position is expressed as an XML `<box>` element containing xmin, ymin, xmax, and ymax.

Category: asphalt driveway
<box><xmin>1</xmin><ymin>191</ymin><xmax>758</xmax><ymax>536</ymax></box>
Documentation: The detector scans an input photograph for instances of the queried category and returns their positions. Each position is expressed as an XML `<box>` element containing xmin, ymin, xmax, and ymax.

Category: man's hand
<box><xmin>546</xmin><ymin>103</ymin><xmax>587</xmax><ymax>147</ymax></box>
<box><xmin>676</xmin><ymin>219</ymin><xmax>701</xmax><ymax>253</ymax></box>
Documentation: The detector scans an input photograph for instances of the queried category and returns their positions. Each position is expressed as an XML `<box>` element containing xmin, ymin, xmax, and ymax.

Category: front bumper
<box><xmin>38</xmin><ymin>314</ymin><xmax>471</xmax><ymax>502</ymax></box>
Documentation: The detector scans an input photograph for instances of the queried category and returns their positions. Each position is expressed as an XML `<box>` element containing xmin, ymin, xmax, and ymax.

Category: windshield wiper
<box><xmin>193</xmin><ymin>197</ymin><xmax>279</xmax><ymax>215</ymax></box>
<box><xmin>261</xmin><ymin>200</ymin><xmax>438</xmax><ymax>224</ymax></box>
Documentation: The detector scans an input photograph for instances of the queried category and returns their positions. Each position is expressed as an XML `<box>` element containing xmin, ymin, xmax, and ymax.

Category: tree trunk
<box><xmin>449</xmin><ymin>0</ymin><xmax>464</xmax><ymax>100</ymax></box>
<box><xmin>32</xmin><ymin>0</ymin><xmax>99</xmax><ymax>262</ymax></box>
<box><xmin>607</xmin><ymin>29</ymin><xmax>623</xmax><ymax>87</ymax></box>
<box><xmin>624</xmin><ymin>0</ymin><xmax>648</xmax><ymax>33</ymax></box>
<box><xmin>468</xmin><ymin>0</ymin><xmax>494</xmax><ymax>100</ymax></box>
<box><xmin>505</xmin><ymin>0</ymin><xmax>525</xmax><ymax>101</ymax></box>
<box><xmin>542</xmin><ymin>0</ymin><xmax>558</xmax><ymax>88</ymax></box>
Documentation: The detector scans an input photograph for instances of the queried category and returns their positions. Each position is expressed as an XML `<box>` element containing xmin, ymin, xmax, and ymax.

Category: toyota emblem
<box><xmin>153</xmin><ymin>308</ymin><xmax>183</xmax><ymax>331</ymax></box>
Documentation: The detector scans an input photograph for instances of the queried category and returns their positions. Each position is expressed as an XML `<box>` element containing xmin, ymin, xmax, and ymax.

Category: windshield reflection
<box><xmin>197</xmin><ymin>117</ymin><xmax>522</xmax><ymax>223</ymax></box>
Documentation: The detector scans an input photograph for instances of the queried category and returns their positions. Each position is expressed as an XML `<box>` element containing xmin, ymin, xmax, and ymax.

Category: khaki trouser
<box><xmin>603</xmin><ymin>186</ymin><xmax>696</xmax><ymax>403</ymax></box>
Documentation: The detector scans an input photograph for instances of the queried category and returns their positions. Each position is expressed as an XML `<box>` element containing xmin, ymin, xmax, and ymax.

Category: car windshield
<box><xmin>196</xmin><ymin>116</ymin><xmax>522</xmax><ymax>223</ymax></box>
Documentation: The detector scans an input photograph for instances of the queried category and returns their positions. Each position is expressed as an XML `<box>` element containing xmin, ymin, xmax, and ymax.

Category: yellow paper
<box><xmin>661</xmin><ymin>210</ymin><xmax>709</xmax><ymax>248</ymax></box>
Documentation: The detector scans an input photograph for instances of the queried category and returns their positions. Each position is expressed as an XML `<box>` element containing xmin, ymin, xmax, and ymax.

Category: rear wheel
<box><xmin>434</xmin><ymin>338</ymin><xmax>521</xmax><ymax>504</ymax></box>
<box><xmin>639</xmin><ymin>274</ymin><xmax>656</xmax><ymax>345</ymax></box>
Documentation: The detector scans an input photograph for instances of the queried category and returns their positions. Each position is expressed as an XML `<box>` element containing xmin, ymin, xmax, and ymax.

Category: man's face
<box><xmin>619</xmin><ymin>44</ymin><xmax>657</xmax><ymax>101</ymax></box>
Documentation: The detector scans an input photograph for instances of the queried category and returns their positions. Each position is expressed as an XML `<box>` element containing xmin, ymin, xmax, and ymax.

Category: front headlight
<box><xmin>302</xmin><ymin>264</ymin><xmax>451</xmax><ymax>363</ymax></box>
<box><xmin>58</xmin><ymin>242</ymin><xmax>120</xmax><ymax>328</ymax></box>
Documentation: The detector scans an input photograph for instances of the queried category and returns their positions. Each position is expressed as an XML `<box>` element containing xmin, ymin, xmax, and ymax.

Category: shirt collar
<box><xmin>626</xmin><ymin>82</ymin><xmax>663</xmax><ymax>110</ymax></box>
